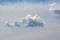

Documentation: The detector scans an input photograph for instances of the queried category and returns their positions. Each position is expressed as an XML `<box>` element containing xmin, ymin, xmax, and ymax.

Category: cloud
<box><xmin>20</xmin><ymin>14</ymin><xmax>45</xmax><ymax>27</ymax></box>
<box><xmin>5</xmin><ymin>21</ymin><xmax>20</xmax><ymax>27</ymax></box>
<box><xmin>5</xmin><ymin>14</ymin><xmax>45</xmax><ymax>27</ymax></box>
<box><xmin>49</xmin><ymin>3</ymin><xmax>60</xmax><ymax>16</ymax></box>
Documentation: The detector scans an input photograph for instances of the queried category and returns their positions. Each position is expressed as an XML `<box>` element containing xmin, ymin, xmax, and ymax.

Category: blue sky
<box><xmin>0</xmin><ymin>0</ymin><xmax>60</xmax><ymax>40</ymax></box>
<box><xmin>0</xmin><ymin>0</ymin><xmax>58</xmax><ymax>4</ymax></box>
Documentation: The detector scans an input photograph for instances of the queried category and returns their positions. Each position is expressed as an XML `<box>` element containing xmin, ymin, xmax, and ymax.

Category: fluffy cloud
<box><xmin>6</xmin><ymin>14</ymin><xmax>45</xmax><ymax>27</ymax></box>
<box><xmin>20</xmin><ymin>14</ymin><xmax>45</xmax><ymax>27</ymax></box>
<box><xmin>49</xmin><ymin>3</ymin><xmax>60</xmax><ymax>16</ymax></box>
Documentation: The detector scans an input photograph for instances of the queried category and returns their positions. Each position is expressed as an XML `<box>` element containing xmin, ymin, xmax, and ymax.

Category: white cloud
<box><xmin>49</xmin><ymin>3</ymin><xmax>60</xmax><ymax>16</ymax></box>
<box><xmin>20</xmin><ymin>14</ymin><xmax>45</xmax><ymax>27</ymax></box>
<box><xmin>5</xmin><ymin>14</ymin><xmax>45</xmax><ymax>27</ymax></box>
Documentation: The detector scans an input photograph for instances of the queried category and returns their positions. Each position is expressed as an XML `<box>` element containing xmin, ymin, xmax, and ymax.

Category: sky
<box><xmin>0</xmin><ymin>0</ymin><xmax>60</xmax><ymax>40</ymax></box>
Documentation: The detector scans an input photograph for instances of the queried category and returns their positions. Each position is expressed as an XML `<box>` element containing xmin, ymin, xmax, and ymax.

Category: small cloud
<box><xmin>5</xmin><ymin>21</ymin><xmax>20</xmax><ymax>27</ymax></box>
<box><xmin>5</xmin><ymin>14</ymin><xmax>45</xmax><ymax>27</ymax></box>
<box><xmin>20</xmin><ymin>14</ymin><xmax>45</xmax><ymax>27</ymax></box>
<box><xmin>49</xmin><ymin>3</ymin><xmax>60</xmax><ymax>16</ymax></box>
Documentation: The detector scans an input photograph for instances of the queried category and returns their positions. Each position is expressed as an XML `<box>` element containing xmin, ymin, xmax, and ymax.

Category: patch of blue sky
<box><xmin>0</xmin><ymin>0</ymin><xmax>22</xmax><ymax>4</ymax></box>
<box><xmin>0</xmin><ymin>0</ymin><xmax>53</xmax><ymax>4</ymax></box>
<box><xmin>25</xmin><ymin>0</ymin><xmax>50</xmax><ymax>3</ymax></box>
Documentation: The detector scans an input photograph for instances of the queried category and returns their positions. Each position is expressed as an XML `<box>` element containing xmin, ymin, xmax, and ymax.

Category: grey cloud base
<box><xmin>5</xmin><ymin>14</ymin><xmax>45</xmax><ymax>27</ymax></box>
<box><xmin>27</xmin><ymin>19</ymin><xmax>44</xmax><ymax>27</ymax></box>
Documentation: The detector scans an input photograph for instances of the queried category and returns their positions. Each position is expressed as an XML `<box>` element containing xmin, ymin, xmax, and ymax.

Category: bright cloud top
<box><xmin>6</xmin><ymin>14</ymin><xmax>45</xmax><ymax>27</ymax></box>
<box><xmin>49</xmin><ymin>3</ymin><xmax>60</xmax><ymax>16</ymax></box>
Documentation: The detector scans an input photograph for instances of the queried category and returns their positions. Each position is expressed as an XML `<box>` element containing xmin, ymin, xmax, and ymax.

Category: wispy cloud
<box><xmin>6</xmin><ymin>21</ymin><xmax>20</xmax><ymax>27</ymax></box>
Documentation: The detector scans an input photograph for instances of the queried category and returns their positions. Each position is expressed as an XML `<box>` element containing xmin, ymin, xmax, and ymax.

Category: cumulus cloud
<box><xmin>5</xmin><ymin>14</ymin><xmax>45</xmax><ymax>27</ymax></box>
<box><xmin>49</xmin><ymin>3</ymin><xmax>60</xmax><ymax>16</ymax></box>
<box><xmin>20</xmin><ymin>14</ymin><xmax>45</xmax><ymax>27</ymax></box>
